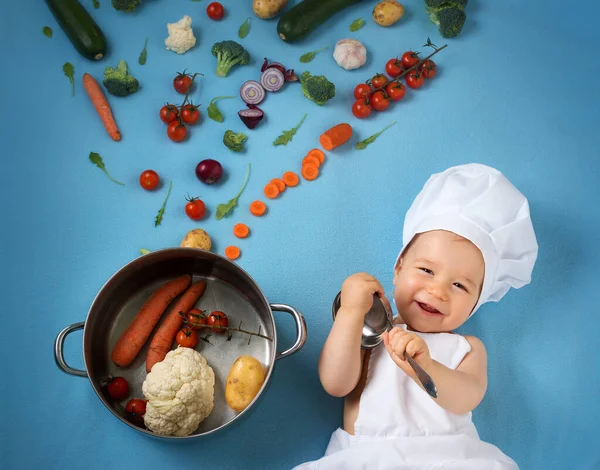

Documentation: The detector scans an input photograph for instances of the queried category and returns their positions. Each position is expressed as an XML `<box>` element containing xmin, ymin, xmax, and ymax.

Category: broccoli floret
<box><xmin>103</xmin><ymin>60</ymin><xmax>139</xmax><ymax>97</ymax></box>
<box><xmin>300</xmin><ymin>71</ymin><xmax>335</xmax><ymax>106</ymax></box>
<box><xmin>425</xmin><ymin>0</ymin><xmax>467</xmax><ymax>9</ymax></box>
<box><xmin>425</xmin><ymin>1</ymin><xmax>467</xmax><ymax>38</ymax></box>
<box><xmin>211</xmin><ymin>41</ymin><xmax>250</xmax><ymax>77</ymax></box>
<box><xmin>111</xmin><ymin>0</ymin><xmax>142</xmax><ymax>12</ymax></box>
<box><xmin>223</xmin><ymin>130</ymin><xmax>247</xmax><ymax>152</ymax></box>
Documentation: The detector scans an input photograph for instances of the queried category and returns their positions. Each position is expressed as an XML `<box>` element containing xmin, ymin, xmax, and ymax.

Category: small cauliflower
<box><xmin>165</xmin><ymin>16</ymin><xmax>196</xmax><ymax>55</ymax></box>
<box><xmin>142</xmin><ymin>347</ymin><xmax>215</xmax><ymax>437</ymax></box>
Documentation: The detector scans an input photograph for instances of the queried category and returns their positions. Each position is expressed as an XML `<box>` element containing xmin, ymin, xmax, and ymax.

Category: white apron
<box><xmin>292</xmin><ymin>327</ymin><xmax>519</xmax><ymax>470</ymax></box>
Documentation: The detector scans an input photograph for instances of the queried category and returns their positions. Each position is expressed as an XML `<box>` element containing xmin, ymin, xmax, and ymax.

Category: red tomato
<box><xmin>185</xmin><ymin>196</ymin><xmax>206</xmax><ymax>220</ymax></box>
<box><xmin>125</xmin><ymin>399</ymin><xmax>147</xmax><ymax>416</ymax></box>
<box><xmin>176</xmin><ymin>327</ymin><xmax>198</xmax><ymax>348</ymax></box>
<box><xmin>386</xmin><ymin>82</ymin><xmax>406</xmax><ymax>102</ymax></box>
<box><xmin>352</xmin><ymin>98</ymin><xmax>371</xmax><ymax>119</ymax></box>
<box><xmin>405</xmin><ymin>70</ymin><xmax>425</xmax><ymax>89</ymax></box>
<box><xmin>370</xmin><ymin>91</ymin><xmax>390</xmax><ymax>112</ymax></box>
<box><xmin>139</xmin><ymin>170</ymin><xmax>159</xmax><ymax>191</ymax></box>
<box><xmin>419</xmin><ymin>60</ymin><xmax>437</xmax><ymax>79</ymax></box>
<box><xmin>206</xmin><ymin>2</ymin><xmax>224</xmax><ymax>20</ymax></box>
<box><xmin>385</xmin><ymin>58</ymin><xmax>404</xmax><ymax>78</ymax></box>
<box><xmin>106</xmin><ymin>377</ymin><xmax>129</xmax><ymax>400</ymax></box>
<box><xmin>353</xmin><ymin>83</ymin><xmax>372</xmax><ymax>100</ymax></box>
<box><xmin>186</xmin><ymin>308</ymin><xmax>206</xmax><ymax>329</ymax></box>
<box><xmin>401</xmin><ymin>51</ymin><xmax>420</xmax><ymax>69</ymax></box>
<box><xmin>371</xmin><ymin>73</ymin><xmax>388</xmax><ymax>89</ymax></box>
<box><xmin>173</xmin><ymin>72</ymin><xmax>193</xmax><ymax>94</ymax></box>
<box><xmin>181</xmin><ymin>104</ymin><xmax>200</xmax><ymax>125</ymax></box>
<box><xmin>167</xmin><ymin>121</ymin><xmax>187</xmax><ymax>142</ymax></box>
<box><xmin>207</xmin><ymin>311</ymin><xmax>229</xmax><ymax>333</ymax></box>
<box><xmin>159</xmin><ymin>104</ymin><xmax>179</xmax><ymax>124</ymax></box>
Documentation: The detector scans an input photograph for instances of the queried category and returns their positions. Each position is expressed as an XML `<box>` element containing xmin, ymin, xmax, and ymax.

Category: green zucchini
<box><xmin>45</xmin><ymin>0</ymin><xmax>107</xmax><ymax>60</ymax></box>
<box><xmin>277</xmin><ymin>0</ymin><xmax>363</xmax><ymax>43</ymax></box>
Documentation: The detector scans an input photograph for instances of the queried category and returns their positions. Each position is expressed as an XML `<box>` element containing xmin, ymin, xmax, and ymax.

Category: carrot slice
<box><xmin>282</xmin><ymin>171</ymin><xmax>299</xmax><ymax>187</ymax></box>
<box><xmin>307</xmin><ymin>148</ymin><xmax>325</xmax><ymax>164</ymax></box>
<box><xmin>225</xmin><ymin>246</ymin><xmax>241</xmax><ymax>260</ymax></box>
<box><xmin>301</xmin><ymin>164</ymin><xmax>319</xmax><ymax>181</ymax></box>
<box><xmin>264</xmin><ymin>183</ymin><xmax>280</xmax><ymax>199</ymax></box>
<box><xmin>302</xmin><ymin>155</ymin><xmax>321</xmax><ymax>168</ymax></box>
<box><xmin>250</xmin><ymin>200</ymin><xmax>267</xmax><ymax>216</ymax></box>
<box><xmin>234</xmin><ymin>223</ymin><xmax>250</xmax><ymax>238</ymax></box>
<box><xmin>270</xmin><ymin>178</ymin><xmax>286</xmax><ymax>192</ymax></box>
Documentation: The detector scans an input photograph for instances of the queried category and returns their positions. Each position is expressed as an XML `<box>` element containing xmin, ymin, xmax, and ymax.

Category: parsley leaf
<box><xmin>273</xmin><ymin>113</ymin><xmax>307</xmax><ymax>146</ymax></box>
<box><xmin>155</xmin><ymin>180</ymin><xmax>173</xmax><ymax>227</ymax></box>
<box><xmin>89</xmin><ymin>152</ymin><xmax>125</xmax><ymax>185</ymax></box>
<box><xmin>216</xmin><ymin>164</ymin><xmax>250</xmax><ymax>220</ymax></box>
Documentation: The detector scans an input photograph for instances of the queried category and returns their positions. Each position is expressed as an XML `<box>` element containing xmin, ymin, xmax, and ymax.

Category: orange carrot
<box><xmin>270</xmin><ymin>178</ymin><xmax>286</xmax><ymax>192</ymax></box>
<box><xmin>264</xmin><ymin>183</ymin><xmax>280</xmax><ymax>199</ymax></box>
<box><xmin>320</xmin><ymin>123</ymin><xmax>352</xmax><ymax>151</ymax></box>
<box><xmin>145</xmin><ymin>280</ymin><xmax>207</xmax><ymax>372</ymax></box>
<box><xmin>82</xmin><ymin>73</ymin><xmax>121</xmax><ymax>141</ymax></box>
<box><xmin>250</xmin><ymin>200</ymin><xmax>267</xmax><ymax>216</ymax></box>
<box><xmin>282</xmin><ymin>171</ymin><xmax>299</xmax><ymax>187</ymax></box>
<box><xmin>111</xmin><ymin>275</ymin><xmax>191</xmax><ymax>367</ymax></box>
<box><xmin>225</xmin><ymin>246</ymin><xmax>241</xmax><ymax>260</ymax></box>
<box><xmin>234</xmin><ymin>223</ymin><xmax>250</xmax><ymax>238</ymax></box>
<box><xmin>307</xmin><ymin>148</ymin><xmax>326</xmax><ymax>164</ymax></box>
<box><xmin>302</xmin><ymin>163</ymin><xmax>320</xmax><ymax>181</ymax></box>
<box><xmin>302</xmin><ymin>155</ymin><xmax>321</xmax><ymax>168</ymax></box>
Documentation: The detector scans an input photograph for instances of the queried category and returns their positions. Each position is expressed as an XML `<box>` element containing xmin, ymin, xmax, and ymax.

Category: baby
<box><xmin>293</xmin><ymin>164</ymin><xmax>538</xmax><ymax>470</ymax></box>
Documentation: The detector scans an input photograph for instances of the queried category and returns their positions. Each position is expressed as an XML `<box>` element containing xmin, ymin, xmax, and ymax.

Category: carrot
<box><xmin>320</xmin><ymin>123</ymin><xmax>352</xmax><ymax>151</ymax></box>
<box><xmin>250</xmin><ymin>200</ymin><xmax>267</xmax><ymax>216</ymax></box>
<box><xmin>145</xmin><ymin>280</ymin><xmax>207</xmax><ymax>372</ymax></box>
<box><xmin>301</xmin><ymin>163</ymin><xmax>320</xmax><ymax>181</ymax></box>
<box><xmin>225</xmin><ymin>245</ymin><xmax>241</xmax><ymax>260</ymax></box>
<box><xmin>111</xmin><ymin>274</ymin><xmax>191</xmax><ymax>367</ymax></box>
<box><xmin>307</xmin><ymin>148</ymin><xmax>326</xmax><ymax>164</ymax></box>
<box><xmin>82</xmin><ymin>73</ymin><xmax>121</xmax><ymax>141</ymax></box>
<box><xmin>270</xmin><ymin>178</ymin><xmax>286</xmax><ymax>192</ymax></box>
<box><xmin>264</xmin><ymin>182</ymin><xmax>280</xmax><ymax>199</ymax></box>
<box><xmin>282</xmin><ymin>171</ymin><xmax>299</xmax><ymax>187</ymax></box>
<box><xmin>234</xmin><ymin>223</ymin><xmax>250</xmax><ymax>238</ymax></box>
<box><xmin>302</xmin><ymin>155</ymin><xmax>321</xmax><ymax>168</ymax></box>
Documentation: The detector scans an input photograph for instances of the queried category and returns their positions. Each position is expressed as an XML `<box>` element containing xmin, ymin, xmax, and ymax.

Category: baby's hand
<box><xmin>382</xmin><ymin>328</ymin><xmax>434</xmax><ymax>379</ymax></box>
<box><xmin>339</xmin><ymin>273</ymin><xmax>385</xmax><ymax>319</ymax></box>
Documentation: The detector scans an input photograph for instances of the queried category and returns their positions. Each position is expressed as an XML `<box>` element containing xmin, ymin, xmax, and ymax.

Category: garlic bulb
<box><xmin>333</xmin><ymin>39</ymin><xmax>367</xmax><ymax>71</ymax></box>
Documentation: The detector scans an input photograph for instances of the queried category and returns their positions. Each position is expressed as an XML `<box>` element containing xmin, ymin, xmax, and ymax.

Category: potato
<box><xmin>373</xmin><ymin>0</ymin><xmax>405</xmax><ymax>27</ymax></box>
<box><xmin>225</xmin><ymin>355</ymin><xmax>266</xmax><ymax>412</ymax></box>
<box><xmin>253</xmin><ymin>0</ymin><xmax>287</xmax><ymax>19</ymax></box>
<box><xmin>180</xmin><ymin>229</ymin><xmax>212</xmax><ymax>251</ymax></box>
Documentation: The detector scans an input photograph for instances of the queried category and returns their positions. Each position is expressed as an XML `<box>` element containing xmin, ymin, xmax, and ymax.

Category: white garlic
<box><xmin>333</xmin><ymin>39</ymin><xmax>367</xmax><ymax>71</ymax></box>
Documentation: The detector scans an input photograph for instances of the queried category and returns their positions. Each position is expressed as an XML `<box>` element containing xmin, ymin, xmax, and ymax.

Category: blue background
<box><xmin>1</xmin><ymin>0</ymin><xmax>599</xmax><ymax>469</ymax></box>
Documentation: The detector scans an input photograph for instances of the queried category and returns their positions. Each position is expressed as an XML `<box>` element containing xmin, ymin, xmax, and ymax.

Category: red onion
<box><xmin>238</xmin><ymin>105</ymin><xmax>264</xmax><ymax>130</ymax></box>
<box><xmin>195</xmin><ymin>159</ymin><xmax>223</xmax><ymax>184</ymax></box>
<box><xmin>240</xmin><ymin>80</ymin><xmax>265</xmax><ymax>105</ymax></box>
<box><xmin>260</xmin><ymin>68</ymin><xmax>285</xmax><ymax>92</ymax></box>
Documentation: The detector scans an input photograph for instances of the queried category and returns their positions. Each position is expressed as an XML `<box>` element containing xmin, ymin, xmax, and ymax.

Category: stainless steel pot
<box><xmin>54</xmin><ymin>248</ymin><xmax>307</xmax><ymax>439</ymax></box>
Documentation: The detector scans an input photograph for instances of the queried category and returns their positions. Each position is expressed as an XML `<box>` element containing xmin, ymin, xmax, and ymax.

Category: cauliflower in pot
<box><xmin>165</xmin><ymin>15</ymin><xmax>196</xmax><ymax>54</ymax></box>
<box><xmin>142</xmin><ymin>347</ymin><xmax>215</xmax><ymax>436</ymax></box>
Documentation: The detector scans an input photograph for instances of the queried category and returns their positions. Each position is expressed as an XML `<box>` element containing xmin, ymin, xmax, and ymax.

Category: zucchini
<box><xmin>45</xmin><ymin>0</ymin><xmax>107</xmax><ymax>60</ymax></box>
<box><xmin>277</xmin><ymin>0</ymin><xmax>363</xmax><ymax>43</ymax></box>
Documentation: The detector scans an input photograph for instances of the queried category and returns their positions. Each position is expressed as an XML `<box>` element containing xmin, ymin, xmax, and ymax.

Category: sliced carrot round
<box><xmin>225</xmin><ymin>246</ymin><xmax>241</xmax><ymax>260</ymax></box>
<box><xmin>263</xmin><ymin>183</ymin><xmax>280</xmax><ymax>199</ymax></box>
<box><xmin>302</xmin><ymin>155</ymin><xmax>321</xmax><ymax>168</ymax></box>
<box><xmin>282</xmin><ymin>171</ymin><xmax>299</xmax><ymax>187</ymax></box>
<box><xmin>270</xmin><ymin>178</ymin><xmax>286</xmax><ymax>192</ymax></box>
<box><xmin>301</xmin><ymin>163</ymin><xmax>319</xmax><ymax>181</ymax></box>
<box><xmin>307</xmin><ymin>148</ymin><xmax>325</xmax><ymax>164</ymax></box>
<box><xmin>250</xmin><ymin>200</ymin><xmax>267</xmax><ymax>216</ymax></box>
<box><xmin>234</xmin><ymin>223</ymin><xmax>250</xmax><ymax>238</ymax></box>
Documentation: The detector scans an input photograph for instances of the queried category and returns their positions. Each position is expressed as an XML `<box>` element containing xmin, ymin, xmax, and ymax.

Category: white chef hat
<box><xmin>395</xmin><ymin>163</ymin><xmax>538</xmax><ymax>314</ymax></box>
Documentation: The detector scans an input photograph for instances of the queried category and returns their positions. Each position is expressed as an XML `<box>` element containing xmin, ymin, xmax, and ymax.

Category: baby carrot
<box><xmin>250</xmin><ymin>200</ymin><xmax>267</xmax><ymax>216</ymax></box>
<box><xmin>234</xmin><ymin>223</ymin><xmax>250</xmax><ymax>238</ymax></box>
<box><xmin>225</xmin><ymin>245</ymin><xmax>241</xmax><ymax>260</ymax></box>
<box><xmin>320</xmin><ymin>123</ymin><xmax>352</xmax><ymax>151</ymax></box>
<box><xmin>82</xmin><ymin>73</ymin><xmax>121</xmax><ymax>141</ymax></box>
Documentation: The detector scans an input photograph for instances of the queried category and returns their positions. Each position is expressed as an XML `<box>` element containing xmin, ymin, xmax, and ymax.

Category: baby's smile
<box><xmin>416</xmin><ymin>301</ymin><xmax>443</xmax><ymax>316</ymax></box>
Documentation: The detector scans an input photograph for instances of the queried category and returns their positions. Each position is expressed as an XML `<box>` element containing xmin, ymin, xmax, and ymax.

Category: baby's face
<box><xmin>393</xmin><ymin>230</ymin><xmax>484</xmax><ymax>333</ymax></box>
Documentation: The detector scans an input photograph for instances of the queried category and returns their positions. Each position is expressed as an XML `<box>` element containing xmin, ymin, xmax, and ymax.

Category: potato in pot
<box><xmin>253</xmin><ymin>0</ymin><xmax>287</xmax><ymax>19</ymax></box>
<box><xmin>225</xmin><ymin>355</ymin><xmax>266</xmax><ymax>412</ymax></box>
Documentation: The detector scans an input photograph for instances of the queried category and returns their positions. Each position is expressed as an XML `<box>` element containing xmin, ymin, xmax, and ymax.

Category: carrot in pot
<box><xmin>306</xmin><ymin>148</ymin><xmax>325</xmax><ymax>164</ymax></box>
<box><xmin>282</xmin><ymin>171</ymin><xmax>299</xmax><ymax>187</ymax></box>
<box><xmin>145</xmin><ymin>280</ymin><xmax>207</xmax><ymax>372</ymax></box>
<box><xmin>250</xmin><ymin>200</ymin><xmax>267</xmax><ymax>216</ymax></box>
<box><xmin>234</xmin><ymin>223</ymin><xmax>250</xmax><ymax>238</ymax></box>
<box><xmin>264</xmin><ymin>183</ymin><xmax>280</xmax><ymax>199</ymax></box>
<box><xmin>319</xmin><ymin>123</ymin><xmax>352</xmax><ymax>151</ymax></box>
<box><xmin>111</xmin><ymin>274</ymin><xmax>191</xmax><ymax>367</ymax></box>
<box><xmin>301</xmin><ymin>163</ymin><xmax>319</xmax><ymax>181</ymax></box>
<box><xmin>225</xmin><ymin>246</ymin><xmax>241</xmax><ymax>260</ymax></box>
<box><xmin>82</xmin><ymin>73</ymin><xmax>121</xmax><ymax>141</ymax></box>
<box><xmin>270</xmin><ymin>178</ymin><xmax>286</xmax><ymax>193</ymax></box>
<box><xmin>302</xmin><ymin>155</ymin><xmax>321</xmax><ymax>168</ymax></box>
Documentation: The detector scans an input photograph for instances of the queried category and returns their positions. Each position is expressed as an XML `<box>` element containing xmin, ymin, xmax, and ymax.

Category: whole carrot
<box><xmin>82</xmin><ymin>73</ymin><xmax>121</xmax><ymax>141</ymax></box>
<box><xmin>146</xmin><ymin>280</ymin><xmax>207</xmax><ymax>372</ymax></box>
<box><xmin>111</xmin><ymin>275</ymin><xmax>191</xmax><ymax>367</ymax></box>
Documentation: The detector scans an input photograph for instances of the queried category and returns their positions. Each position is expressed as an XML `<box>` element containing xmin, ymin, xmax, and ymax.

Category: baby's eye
<box><xmin>453</xmin><ymin>282</ymin><xmax>468</xmax><ymax>292</ymax></box>
<box><xmin>418</xmin><ymin>267</ymin><xmax>433</xmax><ymax>275</ymax></box>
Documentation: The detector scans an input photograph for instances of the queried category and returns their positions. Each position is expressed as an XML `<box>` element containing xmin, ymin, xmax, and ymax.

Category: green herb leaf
<box><xmin>273</xmin><ymin>113</ymin><xmax>307</xmax><ymax>146</ymax></box>
<box><xmin>63</xmin><ymin>62</ymin><xmax>75</xmax><ymax>96</ymax></box>
<box><xmin>155</xmin><ymin>180</ymin><xmax>173</xmax><ymax>227</ymax></box>
<box><xmin>138</xmin><ymin>37</ymin><xmax>148</xmax><ymax>65</ymax></box>
<box><xmin>299</xmin><ymin>47</ymin><xmax>328</xmax><ymax>63</ymax></box>
<box><xmin>207</xmin><ymin>96</ymin><xmax>235</xmax><ymax>123</ymax></box>
<box><xmin>238</xmin><ymin>17</ymin><xmax>250</xmax><ymax>39</ymax></box>
<box><xmin>216</xmin><ymin>164</ymin><xmax>251</xmax><ymax>220</ymax></box>
<box><xmin>355</xmin><ymin>121</ymin><xmax>397</xmax><ymax>150</ymax></box>
<box><xmin>349</xmin><ymin>17</ymin><xmax>365</xmax><ymax>32</ymax></box>
<box><xmin>139</xmin><ymin>248</ymin><xmax>151</xmax><ymax>255</ymax></box>
<box><xmin>43</xmin><ymin>26</ymin><xmax>53</xmax><ymax>38</ymax></box>
<box><xmin>92</xmin><ymin>0</ymin><xmax>100</xmax><ymax>8</ymax></box>
<box><xmin>89</xmin><ymin>152</ymin><xmax>125</xmax><ymax>185</ymax></box>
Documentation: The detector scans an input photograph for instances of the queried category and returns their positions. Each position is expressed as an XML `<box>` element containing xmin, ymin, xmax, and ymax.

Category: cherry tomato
<box><xmin>405</xmin><ymin>70</ymin><xmax>425</xmax><ymax>89</ymax></box>
<box><xmin>206</xmin><ymin>2</ymin><xmax>224</xmax><ymax>20</ymax></box>
<box><xmin>167</xmin><ymin>121</ymin><xmax>187</xmax><ymax>142</ymax></box>
<box><xmin>371</xmin><ymin>73</ymin><xmax>388</xmax><ymax>89</ymax></box>
<box><xmin>370</xmin><ymin>91</ymin><xmax>390</xmax><ymax>112</ymax></box>
<box><xmin>106</xmin><ymin>377</ymin><xmax>129</xmax><ymax>400</ymax></box>
<box><xmin>186</xmin><ymin>308</ymin><xmax>206</xmax><ymax>330</ymax></box>
<box><xmin>159</xmin><ymin>104</ymin><xmax>179</xmax><ymax>124</ymax></box>
<box><xmin>176</xmin><ymin>327</ymin><xmax>198</xmax><ymax>348</ymax></box>
<box><xmin>352</xmin><ymin>98</ymin><xmax>371</xmax><ymax>119</ymax></box>
<box><xmin>386</xmin><ymin>82</ymin><xmax>406</xmax><ymax>102</ymax></box>
<box><xmin>385</xmin><ymin>58</ymin><xmax>404</xmax><ymax>78</ymax></box>
<box><xmin>139</xmin><ymin>170</ymin><xmax>160</xmax><ymax>191</ymax></box>
<box><xmin>353</xmin><ymin>83</ymin><xmax>372</xmax><ymax>100</ymax></box>
<box><xmin>401</xmin><ymin>51</ymin><xmax>420</xmax><ymax>69</ymax></box>
<box><xmin>419</xmin><ymin>60</ymin><xmax>437</xmax><ymax>79</ymax></box>
<box><xmin>173</xmin><ymin>72</ymin><xmax>193</xmax><ymax>94</ymax></box>
<box><xmin>185</xmin><ymin>196</ymin><xmax>206</xmax><ymax>220</ymax></box>
<box><xmin>207</xmin><ymin>311</ymin><xmax>229</xmax><ymax>333</ymax></box>
<box><xmin>125</xmin><ymin>399</ymin><xmax>147</xmax><ymax>416</ymax></box>
<box><xmin>181</xmin><ymin>104</ymin><xmax>200</xmax><ymax>125</ymax></box>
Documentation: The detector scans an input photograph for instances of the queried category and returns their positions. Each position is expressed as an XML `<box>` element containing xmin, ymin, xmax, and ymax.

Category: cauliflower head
<box><xmin>165</xmin><ymin>15</ymin><xmax>196</xmax><ymax>55</ymax></box>
<box><xmin>142</xmin><ymin>347</ymin><xmax>215</xmax><ymax>436</ymax></box>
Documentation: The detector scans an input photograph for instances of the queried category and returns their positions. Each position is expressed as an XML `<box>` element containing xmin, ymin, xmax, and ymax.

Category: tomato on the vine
<box><xmin>385</xmin><ymin>58</ymin><xmax>404</xmax><ymax>78</ymax></box>
<box><xmin>159</xmin><ymin>104</ymin><xmax>179</xmax><ymax>124</ymax></box>
<box><xmin>352</xmin><ymin>98</ymin><xmax>371</xmax><ymax>119</ymax></box>
<box><xmin>139</xmin><ymin>170</ymin><xmax>160</xmax><ymax>191</ymax></box>
<box><xmin>401</xmin><ymin>51</ymin><xmax>420</xmax><ymax>69</ymax></box>
<box><xmin>405</xmin><ymin>70</ymin><xmax>425</xmax><ymax>89</ymax></box>
<box><xmin>176</xmin><ymin>327</ymin><xmax>198</xmax><ymax>348</ymax></box>
<box><xmin>173</xmin><ymin>71</ymin><xmax>194</xmax><ymax>94</ymax></box>
<box><xmin>185</xmin><ymin>196</ymin><xmax>206</xmax><ymax>220</ymax></box>
<box><xmin>353</xmin><ymin>83</ymin><xmax>372</xmax><ymax>100</ymax></box>
<box><xmin>371</xmin><ymin>73</ymin><xmax>389</xmax><ymax>89</ymax></box>
<box><xmin>386</xmin><ymin>82</ymin><xmax>406</xmax><ymax>102</ymax></box>
<box><xmin>207</xmin><ymin>311</ymin><xmax>229</xmax><ymax>333</ymax></box>
<box><xmin>186</xmin><ymin>308</ymin><xmax>206</xmax><ymax>329</ymax></box>
<box><xmin>167</xmin><ymin>121</ymin><xmax>187</xmax><ymax>142</ymax></box>
<box><xmin>181</xmin><ymin>104</ymin><xmax>201</xmax><ymax>125</ymax></box>
<box><xmin>419</xmin><ymin>60</ymin><xmax>437</xmax><ymax>79</ymax></box>
<box><xmin>206</xmin><ymin>2</ymin><xmax>224</xmax><ymax>20</ymax></box>
<box><xmin>370</xmin><ymin>91</ymin><xmax>390</xmax><ymax>112</ymax></box>
<box><xmin>106</xmin><ymin>377</ymin><xmax>129</xmax><ymax>400</ymax></box>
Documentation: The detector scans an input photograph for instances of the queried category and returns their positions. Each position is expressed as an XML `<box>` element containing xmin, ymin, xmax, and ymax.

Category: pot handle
<box><xmin>54</xmin><ymin>322</ymin><xmax>88</xmax><ymax>377</ymax></box>
<box><xmin>271</xmin><ymin>304</ymin><xmax>307</xmax><ymax>361</ymax></box>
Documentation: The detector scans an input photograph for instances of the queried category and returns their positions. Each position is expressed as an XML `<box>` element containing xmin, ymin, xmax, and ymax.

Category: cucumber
<box><xmin>277</xmin><ymin>0</ymin><xmax>363</xmax><ymax>43</ymax></box>
<box><xmin>45</xmin><ymin>0</ymin><xmax>107</xmax><ymax>60</ymax></box>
